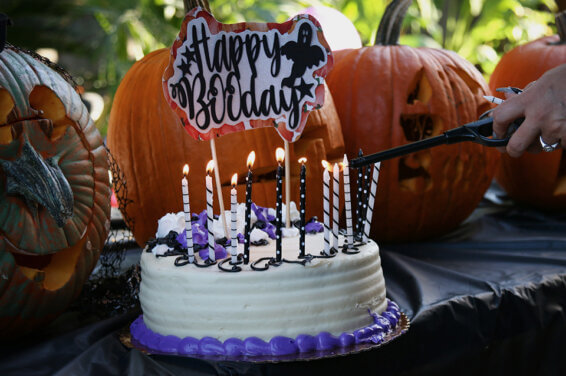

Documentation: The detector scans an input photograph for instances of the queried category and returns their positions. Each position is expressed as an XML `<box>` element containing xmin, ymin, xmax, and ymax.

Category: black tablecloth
<box><xmin>2</xmin><ymin>186</ymin><xmax>566</xmax><ymax>375</ymax></box>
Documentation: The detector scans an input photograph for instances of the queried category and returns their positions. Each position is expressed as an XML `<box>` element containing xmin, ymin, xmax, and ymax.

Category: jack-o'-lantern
<box><xmin>326</xmin><ymin>0</ymin><xmax>498</xmax><ymax>243</ymax></box>
<box><xmin>0</xmin><ymin>46</ymin><xmax>111</xmax><ymax>336</ymax></box>
<box><xmin>489</xmin><ymin>11</ymin><xmax>566</xmax><ymax>211</ymax></box>
<box><xmin>108</xmin><ymin>50</ymin><xmax>344</xmax><ymax>247</ymax></box>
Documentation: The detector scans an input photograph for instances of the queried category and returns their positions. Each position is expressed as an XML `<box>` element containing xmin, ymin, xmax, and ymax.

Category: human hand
<box><xmin>491</xmin><ymin>63</ymin><xmax>566</xmax><ymax>157</ymax></box>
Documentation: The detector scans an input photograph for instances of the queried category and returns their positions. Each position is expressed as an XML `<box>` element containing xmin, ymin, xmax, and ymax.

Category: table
<box><xmin>1</xmin><ymin>185</ymin><xmax>566</xmax><ymax>375</ymax></box>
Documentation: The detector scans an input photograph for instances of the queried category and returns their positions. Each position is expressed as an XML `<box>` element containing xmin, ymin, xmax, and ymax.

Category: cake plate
<box><xmin>120</xmin><ymin>313</ymin><xmax>410</xmax><ymax>363</ymax></box>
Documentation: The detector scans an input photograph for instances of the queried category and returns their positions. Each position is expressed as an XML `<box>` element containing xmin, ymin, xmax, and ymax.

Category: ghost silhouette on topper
<box><xmin>281</xmin><ymin>23</ymin><xmax>325</xmax><ymax>88</ymax></box>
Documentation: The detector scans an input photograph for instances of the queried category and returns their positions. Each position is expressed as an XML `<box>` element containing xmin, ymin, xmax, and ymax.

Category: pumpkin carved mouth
<box><xmin>6</xmin><ymin>237</ymin><xmax>84</xmax><ymax>291</ymax></box>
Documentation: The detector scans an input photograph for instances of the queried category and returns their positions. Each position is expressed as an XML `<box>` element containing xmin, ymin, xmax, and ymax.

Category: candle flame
<box><xmin>276</xmin><ymin>147</ymin><xmax>285</xmax><ymax>163</ymax></box>
<box><xmin>206</xmin><ymin>160</ymin><xmax>214</xmax><ymax>175</ymax></box>
<box><xmin>298</xmin><ymin>157</ymin><xmax>307</xmax><ymax>164</ymax></box>
<box><xmin>183</xmin><ymin>164</ymin><xmax>189</xmax><ymax>177</ymax></box>
<box><xmin>247</xmin><ymin>151</ymin><xmax>256</xmax><ymax>169</ymax></box>
<box><xmin>231</xmin><ymin>173</ymin><xmax>238</xmax><ymax>187</ymax></box>
<box><xmin>321</xmin><ymin>160</ymin><xmax>330</xmax><ymax>171</ymax></box>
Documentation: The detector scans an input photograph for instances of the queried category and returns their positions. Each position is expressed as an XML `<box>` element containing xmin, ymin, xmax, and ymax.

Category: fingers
<box><xmin>491</xmin><ymin>94</ymin><xmax>525</xmax><ymax>138</ymax></box>
<box><xmin>504</xmin><ymin>117</ymin><xmax>539</xmax><ymax>157</ymax></box>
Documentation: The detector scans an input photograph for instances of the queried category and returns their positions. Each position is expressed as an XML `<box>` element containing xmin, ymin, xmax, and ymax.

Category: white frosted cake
<box><xmin>130</xmin><ymin>205</ymin><xmax>401</xmax><ymax>357</ymax></box>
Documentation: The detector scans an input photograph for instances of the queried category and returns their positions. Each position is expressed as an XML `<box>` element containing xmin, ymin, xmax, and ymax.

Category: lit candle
<box><xmin>343</xmin><ymin>155</ymin><xmax>354</xmax><ymax>247</ymax></box>
<box><xmin>182</xmin><ymin>164</ymin><xmax>194</xmax><ymax>263</ymax></box>
<box><xmin>206</xmin><ymin>160</ymin><xmax>216</xmax><ymax>262</ymax></box>
<box><xmin>322</xmin><ymin>160</ymin><xmax>331</xmax><ymax>256</ymax></box>
<box><xmin>298</xmin><ymin>157</ymin><xmax>307</xmax><ymax>258</ymax></box>
<box><xmin>275</xmin><ymin>147</ymin><xmax>285</xmax><ymax>262</ymax></box>
<box><xmin>363</xmin><ymin>162</ymin><xmax>381</xmax><ymax>243</ymax></box>
<box><xmin>244</xmin><ymin>151</ymin><xmax>255</xmax><ymax>265</ymax></box>
<box><xmin>230</xmin><ymin>173</ymin><xmax>238</xmax><ymax>264</ymax></box>
<box><xmin>356</xmin><ymin>149</ymin><xmax>364</xmax><ymax>239</ymax></box>
<box><xmin>332</xmin><ymin>162</ymin><xmax>340</xmax><ymax>251</ymax></box>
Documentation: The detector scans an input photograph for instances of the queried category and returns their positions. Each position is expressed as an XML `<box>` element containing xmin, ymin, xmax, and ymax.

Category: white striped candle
<box><xmin>182</xmin><ymin>164</ymin><xmax>194</xmax><ymax>263</ymax></box>
<box><xmin>299</xmin><ymin>158</ymin><xmax>307</xmax><ymax>258</ymax></box>
<box><xmin>343</xmin><ymin>155</ymin><xmax>354</xmax><ymax>247</ymax></box>
<box><xmin>332</xmin><ymin>162</ymin><xmax>340</xmax><ymax>251</ymax></box>
<box><xmin>363</xmin><ymin>162</ymin><xmax>381</xmax><ymax>243</ymax></box>
<box><xmin>206</xmin><ymin>160</ymin><xmax>215</xmax><ymax>262</ymax></box>
<box><xmin>322</xmin><ymin>160</ymin><xmax>331</xmax><ymax>256</ymax></box>
<box><xmin>230</xmin><ymin>173</ymin><xmax>238</xmax><ymax>264</ymax></box>
<box><xmin>275</xmin><ymin>148</ymin><xmax>285</xmax><ymax>262</ymax></box>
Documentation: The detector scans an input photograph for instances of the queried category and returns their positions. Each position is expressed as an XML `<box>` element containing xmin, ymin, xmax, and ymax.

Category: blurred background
<box><xmin>2</xmin><ymin>0</ymin><xmax>564</xmax><ymax>136</ymax></box>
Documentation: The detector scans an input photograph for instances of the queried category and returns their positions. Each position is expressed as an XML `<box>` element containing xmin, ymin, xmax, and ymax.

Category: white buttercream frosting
<box><xmin>139</xmin><ymin>232</ymin><xmax>387</xmax><ymax>342</ymax></box>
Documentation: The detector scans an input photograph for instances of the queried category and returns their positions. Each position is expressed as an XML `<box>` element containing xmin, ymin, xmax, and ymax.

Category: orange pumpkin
<box><xmin>326</xmin><ymin>0</ymin><xmax>498</xmax><ymax>243</ymax></box>
<box><xmin>489</xmin><ymin>12</ymin><xmax>566</xmax><ymax>211</ymax></box>
<box><xmin>107</xmin><ymin>48</ymin><xmax>344</xmax><ymax>246</ymax></box>
<box><xmin>0</xmin><ymin>46</ymin><xmax>111</xmax><ymax>336</ymax></box>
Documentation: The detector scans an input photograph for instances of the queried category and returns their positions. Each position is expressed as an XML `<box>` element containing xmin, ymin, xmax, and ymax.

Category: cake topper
<box><xmin>163</xmin><ymin>7</ymin><xmax>333</xmax><ymax>142</ymax></box>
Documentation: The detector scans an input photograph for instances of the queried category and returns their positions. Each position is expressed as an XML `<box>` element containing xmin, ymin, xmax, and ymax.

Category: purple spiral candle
<box><xmin>205</xmin><ymin>160</ymin><xmax>215</xmax><ymax>262</ymax></box>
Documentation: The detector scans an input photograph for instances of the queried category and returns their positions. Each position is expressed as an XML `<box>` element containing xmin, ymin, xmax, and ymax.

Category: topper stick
<box><xmin>210</xmin><ymin>138</ymin><xmax>229</xmax><ymax>240</ymax></box>
<box><xmin>284</xmin><ymin>140</ymin><xmax>291</xmax><ymax>228</ymax></box>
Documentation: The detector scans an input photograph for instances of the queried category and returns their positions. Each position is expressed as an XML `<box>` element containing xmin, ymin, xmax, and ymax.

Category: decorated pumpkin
<box><xmin>108</xmin><ymin>47</ymin><xmax>344</xmax><ymax>247</ymax></box>
<box><xmin>326</xmin><ymin>0</ymin><xmax>498</xmax><ymax>243</ymax></box>
<box><xmin>489</xmin><ymin>11</ymin><xmax>566</xmax><ymax>211</ymax></box>
<box><xmin>0</xmin><ymin>46</ymin><xmax>111</xmax><ymax>336</ymax></box>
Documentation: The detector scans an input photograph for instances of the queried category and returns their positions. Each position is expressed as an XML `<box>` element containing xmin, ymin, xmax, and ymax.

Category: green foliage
<box><xmin>1</xmin><ymin>0</ymin><xmax>559</xmax><ymax>136</ymax></box>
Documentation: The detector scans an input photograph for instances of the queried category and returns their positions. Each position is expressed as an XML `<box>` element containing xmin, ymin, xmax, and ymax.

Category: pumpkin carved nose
<box><xmin>0</xmin><ymin>138</ymin><xmax>74</xmax><ymax>227</ymax></box>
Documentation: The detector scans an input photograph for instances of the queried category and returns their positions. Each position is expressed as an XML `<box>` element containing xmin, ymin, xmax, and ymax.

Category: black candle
<box><xmin>275</xmin><ymin>147</ymin><xmax>285</xmax><ymax>262</ymax></box>
<box><xmin>299</xmin><ymin>157</ymin><xmax>307</xmax><ymax>258</ymax></box>
<box><xmin>356</xmin><ymin>149</ymin><xmax>364</xmax><ymax>238</ymax></box>
<box><xmin>243</xmin><ymin>151</ymin><xmax>255</xmax><ymax>264</ymax></box>
<box><xmin>362</xmin><ymin>151</ymin><xmax>372</xmax><ymax>235</ymax></box>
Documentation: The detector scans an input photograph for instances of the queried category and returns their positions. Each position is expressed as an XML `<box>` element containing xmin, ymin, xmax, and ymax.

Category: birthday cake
<box><xmin>128</xmin><ymin>6</ymin><xmax>403</xmax><ymax>359</ymax></box>
<box><xmin>130</xmin><ymin>204</ymin><xmax>401</xmax><ymax>358</ymax></box>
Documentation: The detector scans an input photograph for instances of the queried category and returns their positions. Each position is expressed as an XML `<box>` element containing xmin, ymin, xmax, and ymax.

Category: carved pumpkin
<box><xmin>0</xmin><ymin>46</ymin><xmax>111</xmax><ymax>336</ymax></box>
<box><xmin>107</xmin><ymin>48</ymin><xmax>344</xmax><ymax>246</ymax></box>
<box><xmin>489</xmin><ymin>12</ymin><xmax>566</xmax><ymax>211</ymax></box>
<box><xmin>326</xmin><ymin>0</ymin><xmax>498</xmax><ymax>243</ymax></box>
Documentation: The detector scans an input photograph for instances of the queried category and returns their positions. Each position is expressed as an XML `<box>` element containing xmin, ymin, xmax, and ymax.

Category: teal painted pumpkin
<box><xmin>0</xmin><ymin>46</ymin><xmax>111</xmax><ymax>336</ymax></box>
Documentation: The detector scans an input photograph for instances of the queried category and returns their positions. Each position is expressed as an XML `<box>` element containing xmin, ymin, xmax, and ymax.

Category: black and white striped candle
<box><xmin>205</xmin><ymin>160</ymin><xmax>215</xmax><ymax>262</ymax></box>
<box><xmin>343</xmin><ymin>155</ymin><xmax>354</xmax><ymax>246</ymax></box>
<box><xmin>244</xmin><ymin>151</ymin><xmax>255</xmax><ymax>265</ymax></box>
<box><xmin>182</xmin><ymin>164</ymin><xmax>194</xmax><ymax>263</ymax></box>
<box><xmin>299</xmin><ymin>158</ymin><xmax>307</xmax><ymax>258</ymax></box>
<box><xmin>362</xmin><ymin>157</ymin><xmax>372</xmax><ymax>233</ymax></box>
<box><xmin>356</xmin><ymin>149</ymin><xmax>364</xmax><ymax>238</ymax></box>
<box><xmin>363</xmin><ymin>162</ymin><xmax>381</xmax><ymax>243</ymax></box>
<box><xmin>275</xmin><ymin>147</ymin><xmax>284</xmax><ymax>262</ymax></box>
<box><xmin>332</xmin><ymin>162</ymin><xmax>340</xmax><ymax>251</ymax></box>
<box><xmin>230</xmin><ymin>173</ymin><xmax>238</xmax><ymax>264</ymax></box>
<box><xmin>322</xmin><ymin>160</ymin><xmax>331</xmax><ymax>256</ymax></box>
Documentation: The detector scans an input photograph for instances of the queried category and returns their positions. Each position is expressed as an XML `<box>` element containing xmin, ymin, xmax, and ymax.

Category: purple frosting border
<box><xmin>130</xmin><ymin>299</ymin><xmax>401</xmax><ymax>357</ymax></box>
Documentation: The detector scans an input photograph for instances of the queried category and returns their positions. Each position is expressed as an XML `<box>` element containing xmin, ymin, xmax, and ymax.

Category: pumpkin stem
<box><xmin>375</xmin><ymin>0</ymin><xmax>412</xmax><ymax>46</ymax></box>
<box><xmin>556</xmin><ymin>10</ymin><xmax>566</xmax><ymax>44</ymax></box>
<box><xmin>183</xmin><ymin>0</ymin><xmax>211</xmax><ymax>14</ymax></box>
